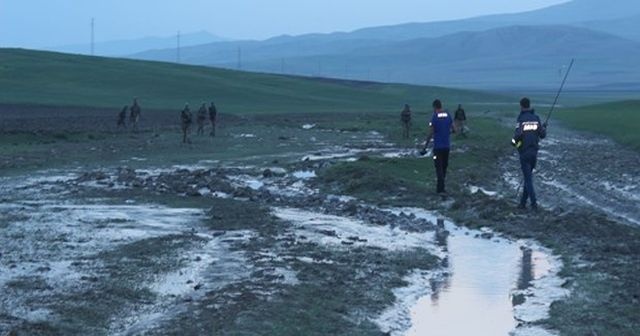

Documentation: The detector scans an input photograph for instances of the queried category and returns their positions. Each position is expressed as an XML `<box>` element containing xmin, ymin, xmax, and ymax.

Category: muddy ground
<box><xmin>1</xmin><ymin>105</ymin><xmax>639</xmax><ymax>335</ymax></box>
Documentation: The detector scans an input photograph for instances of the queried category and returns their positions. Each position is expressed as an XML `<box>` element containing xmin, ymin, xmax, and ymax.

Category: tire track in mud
<box><xmin>501</xmin><ymin>125</ymin><xmax>639</xmax><ymax>225</ymax></box>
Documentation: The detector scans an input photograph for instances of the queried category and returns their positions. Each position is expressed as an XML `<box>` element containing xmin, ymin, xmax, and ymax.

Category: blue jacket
<box><xmin>430</xmin><ymin>110</ymin><xmax>453</xmax><ymax>149</ymax></box>
<box><xmin>512</xmin><ymin>109</ymin><xmax>546</xmax><ymax>155</ymax></box>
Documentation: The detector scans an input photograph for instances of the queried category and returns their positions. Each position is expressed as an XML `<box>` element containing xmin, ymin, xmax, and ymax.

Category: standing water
<box><xmin>383</xmin><ymin>208</ymin><xmax>561</xmax><ymax>336</ymax></box>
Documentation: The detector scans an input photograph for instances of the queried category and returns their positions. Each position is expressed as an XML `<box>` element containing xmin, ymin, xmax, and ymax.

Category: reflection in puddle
<box><xmin>379</xmin><ymin>208</ymin><xmax>566</xmax><ymax>336</ymax></box>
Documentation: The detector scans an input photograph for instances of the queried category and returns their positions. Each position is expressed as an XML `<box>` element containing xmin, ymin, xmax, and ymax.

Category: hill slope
<box><xmin>0</xmin><ymin>48</ymin><xmax>504</xmax><ymax>113</ymax></box>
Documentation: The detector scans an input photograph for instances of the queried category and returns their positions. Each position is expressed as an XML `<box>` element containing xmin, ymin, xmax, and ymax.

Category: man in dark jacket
<box><xmin>454</xmin><ymin>104</ymin><xmax>467</xmax><ymax>137</ymax></box>
<box><xmin>400</xmin><ymin>104</ymin><xmax>412</xmax><ymax>139</ymax></box>
<box><xmin>180</xmin><ymin>103</ymin><xmax>193</xmax><ymax>144</ymax></box>
<box><xmin>512</xmin><ymin>97</ymin><xmax>547</xmax><ymax>211</ymax></box>
<box><xmin>196</xmin><ymin>103</ymin><xmax>207</xmax><ymax>136</ymax></box>
<box><xmin>130</xmin><ymin>98</ymin><xmax>141</xmax><ymax>132</ymax></box>
<box><xmin>117</xmin><ymin>105</ymin><xmax>128</xmax><ymax>128</ymax></box>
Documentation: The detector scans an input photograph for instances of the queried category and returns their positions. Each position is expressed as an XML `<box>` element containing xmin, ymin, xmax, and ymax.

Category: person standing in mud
<box><xmin>400</xmin><ymin>104</ymin><xmax>412</xmax><ymax>139</ymax></box>
<box><xmin>454</xmin><ymin>104</ymin><xmax>467</xmax><ymax>137</ymax></box>
<box><xmin>209</xmin><ymin>101</ymin><xmax>218</xmax><ymax>137</ymax></box>
<box><xmin>512</xmin><ymin>97</ymin><xmax>546</xmax><ymax>211</ymax></box>
<box><xmin>196</xmin><ymin>103</ymin><xmax>207</xmax><ymax>136</ymax></box>
<box><xmin>421</xmin><ymin>99</ymin><xmax>454</xmax><ymax>195</ymax></box>
<box><xmin>180</xmin><ymin>103</ymin><xmax>193</xmax><ymax>144</ymax></box>
<box><xmin>130</xmin><ymin>97</ymin><xmax>141</xmax><ymax>132</ymax></box>
<box><xmin>117</xmin><ymin>105</ymin><xmax>128</xmax><ymax>128</ymax></box>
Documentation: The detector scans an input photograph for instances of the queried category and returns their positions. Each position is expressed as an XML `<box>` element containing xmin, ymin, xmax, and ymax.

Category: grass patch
<box><xmin>319</xmin><ymin>116</ymin><xmax>512</xmax><ymax>206</ymax></box>
<box><xmin>556</xmin><ymin>100</ymin><xmax>640</xmax><ymax>150</ymax></box>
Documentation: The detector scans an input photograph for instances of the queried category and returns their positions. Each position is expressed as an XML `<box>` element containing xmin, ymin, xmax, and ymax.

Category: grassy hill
<box><xmin>556</xmin><ymin>100</ymin><xmax>640</xmax><ymax>150</ymax></box>
<box><xmin>0</xmin><ymin>48</ymin><xmax>503</xmax><ymax>114</ymax></box>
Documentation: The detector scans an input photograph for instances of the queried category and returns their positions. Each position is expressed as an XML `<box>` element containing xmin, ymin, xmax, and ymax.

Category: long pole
<box><xmin>545</xmin><ymin>58</ymin><xmax>575</xmax><ymax>125</ymax></box>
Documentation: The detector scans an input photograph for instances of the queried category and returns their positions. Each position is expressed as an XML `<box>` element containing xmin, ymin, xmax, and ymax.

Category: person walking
<box><xmin>209</xmin><ymin>101</ymin><xmax>218</xmax><ymax>137</ymax></box>
<box><xmin>196</xmin><ymin>103</ymin><xmax>207</xmax><ymax>136</ymax></box>
<box><xmin>180</xmin><ymin>103</ymin><xmax>193</xmax><ymax>144</ymax></box>
<box><xmin>454</xmin><ymin>104</ymin><xmax>467</xmax><ymax>137</ymax></box>
<box><xmin>421</xmin><ymin>99</ymin><xmax>454</xmax><ymax>194</ymax></box>
<box><xmin>400</xmin><ymin>104</ymin><xmax>412</xmax><ymax>139</ymax></box>
<box><xmin>130</xmin><ymin>97</ymin><xmax>141</xmax><ymax>132</ymax></box>
<box><xmin>512</xmin><ymin>97</ymin><xmax>547</xmax><ymax>211</ymax></box>
<box><xmin>117</xmin><ymin>105</ymin><xmax>128</xmax><ymax>128</ymax></box>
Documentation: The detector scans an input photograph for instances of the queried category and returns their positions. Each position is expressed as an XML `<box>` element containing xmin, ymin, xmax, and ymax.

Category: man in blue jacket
<box><xmin>512</xmin><ymin>97</ymin><xmax>547</xmax><ymax>211</ymax></box>
<box><xmin>422</xmin><ymin>99</ymin><xmax>454</xmax><ymax>194</ymax></box>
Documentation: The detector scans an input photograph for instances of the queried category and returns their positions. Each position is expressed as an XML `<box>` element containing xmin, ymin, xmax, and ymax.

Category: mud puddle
<box><xmin>375</xmin><ymin>208</ymin><xmax>567</xmax><ymax>336</ymax></box>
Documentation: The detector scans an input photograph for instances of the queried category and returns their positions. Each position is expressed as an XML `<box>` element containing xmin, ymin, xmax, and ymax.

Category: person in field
<box><xmin>454</xmin><ymin>104</ymin><xmax>467</xmax><ymax>137</ymax></box>
<box><xmin>512</xmin><ymin>97</ymin><xmax>547</xmax><ymax>211</ymax></box>
<box><xmin>130</xmin><ymin>97</ymin><xmax>141</xmax><ymax>132</ymax></box>
<box><xmin>209</xmin><ymin>101</ymin><xmax>218</xmax><ymax>137</ymax></box>
<box><xmin>180</xmin><ymin>103</ymin><xmax>193</xmax><ymax>144</ymax></box>
<box><xmin>400</xmin><ymin>104</ymin><xmax>412</xmax><ymax>139</ymax></box>
<box><xmin>196</xmin><ymin>103</ymin><xmax>207</xmax><ymax>136</ymax></box>
<box><xmin>117</xmin><ymin>105</ymin><xmax>128</xmax><ymax>128</ymax></box>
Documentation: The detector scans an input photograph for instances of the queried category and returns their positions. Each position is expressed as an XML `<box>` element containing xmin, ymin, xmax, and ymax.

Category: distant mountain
<box><xmin>251</xmin><ymin>26</ymin><xmax>640</xmax><ymax>90</ymax></box>
<box><xmin>128</xmin><ymin>0</ymin><xmax>640</xmax><ymax>90</ymax></box>
<box><xmin>346</xmin><ymin>0</ymin><xmax>640</xmax><ymax>42</ymax></box>
<box><xmin>48</xmin><ymin>31</ymin><xmax>227</xmax><ymax>57</ymax></box>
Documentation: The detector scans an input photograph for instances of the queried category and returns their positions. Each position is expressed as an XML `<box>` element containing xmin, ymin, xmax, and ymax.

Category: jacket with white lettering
<box><xmin>512</xmin><ymin>109</ymin><xmax>546</xmax><ymax>154</ymax></box>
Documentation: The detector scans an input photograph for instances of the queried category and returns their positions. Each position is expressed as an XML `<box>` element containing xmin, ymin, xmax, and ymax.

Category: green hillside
<box><xmin>556</xmin><ymin>100</ymin><xmax>640</xmax><ymax>150</ymax></box>
<box><xmin>0</xmin><ymin>48</ymin><xmax>503</xmax><ymax>114</ymax></box>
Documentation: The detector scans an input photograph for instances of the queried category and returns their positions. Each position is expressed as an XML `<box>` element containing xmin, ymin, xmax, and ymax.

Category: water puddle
<box><xmin>377</xmin><ymin>208</ymin><xmax>567</xmax><ymax>336</ymax></box>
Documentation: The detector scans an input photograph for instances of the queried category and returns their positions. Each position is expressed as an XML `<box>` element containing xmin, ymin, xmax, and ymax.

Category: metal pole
<box><xmin>545</xmin><ymin>58</ymin><xmax>575</xmax><ymax>125</ymax></box>
<box><xmin>91</xmin><ymin>18</ymin><xmax>95</xmax><ymax>55</ymax></box>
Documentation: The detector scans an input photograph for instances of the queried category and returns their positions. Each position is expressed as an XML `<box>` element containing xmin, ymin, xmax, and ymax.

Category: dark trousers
<box><xmin>519</xmin><ymin>152</ymin><xmax>538</xmax><ymax>206</ymax></box>
<box><xmin>433</xmin><ymin>148</ymin><xmax>450</xmax><ymax>193</ymax></box>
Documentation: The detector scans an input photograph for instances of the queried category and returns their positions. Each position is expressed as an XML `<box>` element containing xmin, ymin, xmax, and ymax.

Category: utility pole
<box><xmin>177</xmin><ymin>31</ymin><xmax>181</xmax><ymax>63</ymax></box>
<box><xmin>237</xmin><ymin>47</ymin><xmax>242</xmax><ymax>70</ymax></box>
<box><xmin>90</xmin><ymin>18</ymin><xmax>95</xmax><ymax>56</ymax></box>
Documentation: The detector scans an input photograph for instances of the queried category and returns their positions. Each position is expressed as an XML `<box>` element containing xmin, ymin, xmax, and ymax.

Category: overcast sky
<box><xmin>1</xmin><ymin>0</ymin><xmax>569</xmax><ymax>48</ymax></box>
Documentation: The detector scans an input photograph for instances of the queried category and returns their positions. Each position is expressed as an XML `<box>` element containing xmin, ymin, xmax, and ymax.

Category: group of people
<box><xmin>400</xmin><ymin>103</ymin><xmax>467</xmax><ymax>139</ymax></box>
<box><xmin>420</xmin><ymin>98</ymin><xmax>546</xmax><ymax>211</ymax></box>
<box><xmin>116</xmin><ymin>98</ymin><xmax>142</xmax><ymax>131</ymax></box>
<box><xmin>116</xmin><ymin>96</ymin><xmax>545</xmax><ymax>210</ymax></box>
<box><xmin>180</xmin><ymin>102</ymin><xmax>218</xmax><ymax>144</ymax></box>
<box><xmin>116</xmin><ymin>98</ymin><xmax>219</xmax><ymax>144</ymax></box>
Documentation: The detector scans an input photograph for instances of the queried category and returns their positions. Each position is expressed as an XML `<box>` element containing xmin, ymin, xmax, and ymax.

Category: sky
<box><xmin>1</xmin><ymin>0</ymin><xmax>569</xmax><ymax>48</ymax></box>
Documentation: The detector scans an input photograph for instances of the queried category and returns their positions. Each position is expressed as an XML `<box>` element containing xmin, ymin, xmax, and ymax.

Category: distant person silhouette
<box><xmin>209</xmin><ymin>102</ymin><xmax>218</xmax><ymax>137</ymax></box>
<box><xmin>454</xmin><ymin>104</ymin><xmax>467</xmax><ymax>137</ymax></box>
<box><xmin>400</xmin><ymin>104</ymin><xmax>412</xmax><ymax>139</ymax></box>
<box><xmin>180</xmin><ymin>103</ymin><xmax>193</xmax><ymax>144</ymax></box>
<box><xmin>130</xmin><ymin>97</ymin><xmax>141</xmax><ymax>132</ymax></box>
<box><xmin>196</xmin><ymin>103</ymin><xmax>207</xmax><ymax>136</ymax></box>
<box><xmin>117</xmin><ymin>105</ymin><xmax>128</xmax><ymax>128</ymax></box>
